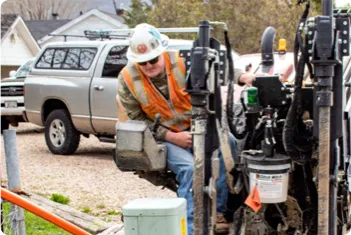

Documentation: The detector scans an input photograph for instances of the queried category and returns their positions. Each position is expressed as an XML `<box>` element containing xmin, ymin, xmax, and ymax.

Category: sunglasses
<box><xmin>138</xmin><ymin>56</ymin><xmax>159</xmax><ymax>66</ymax></box>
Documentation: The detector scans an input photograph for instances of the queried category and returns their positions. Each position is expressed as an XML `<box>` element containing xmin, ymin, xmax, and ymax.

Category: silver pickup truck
<box><xmin>25</xmin><ymin>38</ymin><xmax>237</xmax><ymax>155</ymax></box>
<box><xmin>1</xmin><ymin>58</ymin><xmax>34</xmax><ymax>133</ymax></box>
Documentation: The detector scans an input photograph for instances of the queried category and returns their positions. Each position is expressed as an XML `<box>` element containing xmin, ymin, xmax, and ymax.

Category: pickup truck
<box><xmin>24</xmin><ymin>38</ymin><xmax>240</xmax><ymax>155</ymax></box>
<box><xmin>1</xmin><ymin>58</ymin><xmax>34</xmax><ymax>133</ymax></box>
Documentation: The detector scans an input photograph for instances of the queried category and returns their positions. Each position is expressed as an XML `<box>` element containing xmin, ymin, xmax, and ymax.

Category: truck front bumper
<box><xmin>1</xmin><ymin>95</ymin><xmax>26</xmax><ymax>118</ymax></box>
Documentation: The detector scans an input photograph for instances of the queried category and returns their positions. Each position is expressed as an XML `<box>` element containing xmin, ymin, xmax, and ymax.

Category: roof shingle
<box><xmin>24</xmin><ymin>20</ymin><xmax>70</xmax><ymax>41</ymax></box>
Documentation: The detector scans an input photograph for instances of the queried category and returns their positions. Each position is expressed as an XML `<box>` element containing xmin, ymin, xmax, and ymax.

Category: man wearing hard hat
<box><xmin>117</xmin><ymin>23</ymin><xmax>250</xmax><ymax>234</ymax></box>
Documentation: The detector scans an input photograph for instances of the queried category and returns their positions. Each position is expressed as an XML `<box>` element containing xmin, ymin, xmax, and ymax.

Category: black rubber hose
<box><xmin>282</xmin><ymin>69</ymin><xmax>301</xmax><ymax>159</ymax></box>
<box><xmin>260</xmin><ymin>27</ymin><xmax>276</xmax><ymax>67</ymax></box>
<box><xmin>224</xmin><ymin>30</ymin><xmax>247</xmax><ymax>139</ymax></box>
<box><xmin>282</xmin><ymin>55</ymin><xmax>313</xmax><ymax>162</ymax></box>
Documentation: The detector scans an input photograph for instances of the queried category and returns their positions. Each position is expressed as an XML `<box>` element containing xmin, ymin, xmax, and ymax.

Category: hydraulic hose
<box><xmin>282</xmin><ymin>1</ymin><xmax>313</xmax><ymax>163</ymax></box>
<box><xmin>282</xmin><ymin>56</ymin><xmax>306</xmax><ymax>160</ymax></box>
<box><xmin>224</xmin><ymin>30</ymin><xmax>247</xmax><ymax>139</ymax></box>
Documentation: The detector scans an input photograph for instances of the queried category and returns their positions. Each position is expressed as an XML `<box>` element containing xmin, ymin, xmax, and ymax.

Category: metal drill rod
<box><xmin>191</xmin><ymin>20</ymin><xmax>211</xmax><ymax>235</ymax></box>
<box><xmin>318</xmin><ymin>105</ymin><xmax>331</xmax><ymax>235</ymax></box>
<box><xmin>313</xmin><ymin>2</ymin><xmax>336</xmax><ymax>233</ymax></box>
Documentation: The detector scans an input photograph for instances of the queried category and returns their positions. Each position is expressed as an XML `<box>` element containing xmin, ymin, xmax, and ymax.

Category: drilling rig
<box><xmin>114</xmin><ymin>1</ymin><xmax>351</xmax><ymax>234</ymax></box>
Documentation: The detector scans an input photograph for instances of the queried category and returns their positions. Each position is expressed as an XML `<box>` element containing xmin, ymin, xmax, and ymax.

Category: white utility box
<box><xmin>123</xmin><ymin>198</ymin><xmax>187</xmax><ymax>235</ymax></box>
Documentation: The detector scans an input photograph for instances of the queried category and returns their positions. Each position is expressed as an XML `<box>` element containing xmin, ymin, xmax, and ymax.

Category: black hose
<box><xmin>283</xmin><ymin>55</ymin><xmax>313</xmax><ymax>162</ymax></box>
<box><xmin>224</xmin><ymin>30</ymin><xmax>247</xmax><ymax>139</ymax></box>
<box><xmin>282</xmin><ymin>56</ymin><xmax>302</xmax><ymax>159</ymax></box>
<box><xmin>282</xmin><ymin>1</ymin><xmax>314</xmax><ymax>163</ymax></box>
<box><xmin>294</xmin><ymin>1</ymin><xmax>313</xmax><ymax>78</ymax></box>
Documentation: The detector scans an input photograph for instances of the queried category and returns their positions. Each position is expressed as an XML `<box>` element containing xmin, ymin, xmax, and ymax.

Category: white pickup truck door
<box><xmin>90</xmin><ymin>44</ymin><xmax>128</xmax><ymax>135</ymax></box>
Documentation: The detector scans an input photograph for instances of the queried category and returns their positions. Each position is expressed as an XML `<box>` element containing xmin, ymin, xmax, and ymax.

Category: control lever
<box><xmin>152</xmin><ymin>113</ymin><xmax>162</xmax><ymax>140</ymax></box>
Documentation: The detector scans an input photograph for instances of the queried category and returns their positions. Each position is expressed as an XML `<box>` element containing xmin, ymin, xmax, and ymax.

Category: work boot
<box><xmin>215</xmin><ymin>213</ymin><xmax>230</xmax><ymax>234</ymax></box>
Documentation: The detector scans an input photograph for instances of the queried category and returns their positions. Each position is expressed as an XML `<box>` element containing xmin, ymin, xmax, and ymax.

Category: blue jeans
<box><xmin>164</xmin><ymin>133</ymin><xmax>236</xmax><ymax>235</ymax></box>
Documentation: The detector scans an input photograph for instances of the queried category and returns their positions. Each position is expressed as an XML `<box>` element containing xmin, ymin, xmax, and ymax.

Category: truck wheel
<box><xmin>1</xmin><ymin>117</ymin><xmax>9</xmax><ymax>133</ymax></box>
<box><xmin>44</xmin><ymin>109</ymin><xmax>80</xmax><ymax>155</ymax></box>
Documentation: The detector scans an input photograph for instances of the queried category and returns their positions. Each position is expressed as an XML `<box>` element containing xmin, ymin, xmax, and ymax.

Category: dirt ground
<box><xmin>1</xmin><ymin>123</ymin><xmax>175</xmax><ymax>224</ymax></box>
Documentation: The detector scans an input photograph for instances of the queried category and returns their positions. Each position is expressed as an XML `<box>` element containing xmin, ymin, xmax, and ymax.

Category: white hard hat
<box><xmin>127</xmin><ymin>23</ymin><xmax>169</xmax><ymax>63</ymax></box>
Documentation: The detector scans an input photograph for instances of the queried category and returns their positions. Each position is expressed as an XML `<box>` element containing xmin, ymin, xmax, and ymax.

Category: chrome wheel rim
<box><xmin>49</xmin><ymin>119</ymin><xmax>66</xmax><ymax>147</ymax></box>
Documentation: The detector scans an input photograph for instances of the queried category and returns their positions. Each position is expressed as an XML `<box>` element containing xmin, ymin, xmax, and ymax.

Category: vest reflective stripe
<box><xmin>121</xmin><ymin>65</ymin><xmax>150</xmax><ymax>106</ymax></box>
<box><xmin>122</xmin><ymin>51</ymin><xmax>192</xmax><ymax>132</ymax></box>
<box><xmin>167</xmin><ymin>51</ymin><xmax>186</xmax><ymax>89</ymax></box>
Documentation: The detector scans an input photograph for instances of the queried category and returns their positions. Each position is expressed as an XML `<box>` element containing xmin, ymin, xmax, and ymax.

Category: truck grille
<box><xmin>1</xmin><ymin>86</ymin><xmax>24</xmax><ymax>97</ymax></box>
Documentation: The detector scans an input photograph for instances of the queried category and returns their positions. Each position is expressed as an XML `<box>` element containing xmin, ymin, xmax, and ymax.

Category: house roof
<box><xmin>1</xmin><ymin>14</ymin><xmax>18</xmax><ymax>38</ymax></box>
<box><xmin>37</xmin><ymin>9</ymin><xmax>128</xmax><ymax>45</ymax></box>
<box><xmin>99</xmin><ymin>10</ymin><xmax>125</xmax><ymax>23</ymax></box>
<box><xmin>1</xmin><ymin>15</ymin><xmax>40</xmax><ymax>66</ymax></box>
<box><xmin>24</xmin><ymin>20</ymin><xmax>70</xmax><ymax>41</ymax></box>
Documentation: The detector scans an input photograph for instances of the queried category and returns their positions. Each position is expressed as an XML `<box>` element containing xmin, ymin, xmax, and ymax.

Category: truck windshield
<box><xmin>15</xmin><ymin>59</ymin><xmax>34</xmax><ymax>78</ymax></box>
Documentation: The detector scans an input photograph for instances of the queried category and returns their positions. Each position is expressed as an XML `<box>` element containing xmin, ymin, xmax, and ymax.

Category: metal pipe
<box><xmin>190</xmin><ymin>20</ymin><xmax>211</xmax><ymax>235</ymax></box>
<box><xmin>318</xmin><ymin>106</ymin><xmax>330</xmax><ymax>235</ymax></box>
<box><xmin>3</xmin><ymin>130</ymin><xmax>26</xmax><ymax>235</ymax></box>
<box><xmin>330</xmin><ymin>141</ymin><xmax>340</xmax><ymax>235</ymax></box>
<box><xmin>192</xmin><ymin>117</ymin><xmax>207</xmax><ymax>235</ymax></box>
<box><xmin>199</xmin><ymin>21</ymin><xmax>210</xmax><ymax>48</ymax></box>
<box><xmin>323</xmin><ymin>0</ymin><xmax>333</xmax><ymax>16</ymax></box>
<box><xmin>210</xmin><ymin>151</ymin><xmax>220</xmax><ymax>235</ymax></box>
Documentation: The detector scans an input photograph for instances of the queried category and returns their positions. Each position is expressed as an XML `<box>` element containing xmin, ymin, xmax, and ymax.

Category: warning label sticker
<box><xmin>255</xmin><ymin>174</ymin><xmax>284</xmax><ymax>198</ymax></box>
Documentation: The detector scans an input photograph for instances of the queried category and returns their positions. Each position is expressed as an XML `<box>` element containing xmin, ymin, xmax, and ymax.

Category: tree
<box><xmin>147</xmin><ymin>0</ymin><xmax>208</xmax><ymax>40</ymax></box>
<box><xmin>1</xmin><ymin>0</ymin><xmax>88</xmax><ymax>20</ymax></box>
<box><xmin>123</xmin><ymin>0</ymin><xmax>152</xmax><ymax>28</ymax></box>
<box><xmin>147</xmin><ymin>0</ymin><xmax>319</xmax><ymax>54</ymax></box>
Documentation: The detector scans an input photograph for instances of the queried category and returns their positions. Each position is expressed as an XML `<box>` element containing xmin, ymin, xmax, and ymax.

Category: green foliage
<box><xmin>147</xmin><ymin>0</ymin><xmax>207</xmax><ymax>40</ymax></box>
<box><xmin>2</xmin><ymin>202</ymin><xmax>70</xmax><ymax>235</ymax></box>
<box><xmin>50</xmin><ymin>194</ymin><xmax>70</xmax><ymax>205</ymax></box>
<box><xmin>81</xmin><ymin>206</ymin><xmax>92</xmax><ymax>214</ymax></box>
<box><xmin>124</xmin><ymin>0</ymin><xmax>152</xmax><ymax>28</ymax></box>
<box><xmin>107</xmin><ymin>210</ymin><xmax>122</xmax><ymax>216</ymax></box>
<box><xmin>147</xmin><ymin>0</ymin><xmax>320</xmax><ymax>54</ymax></box>
<box><xmin>97</xmin><ymin>203</ymin><xmax>106</xmax><ymax>209</ymax></box>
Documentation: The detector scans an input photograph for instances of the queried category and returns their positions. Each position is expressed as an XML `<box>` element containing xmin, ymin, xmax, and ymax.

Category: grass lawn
<box><xmin>2</xmin><ymin>202</ymin><xmax>70</xmax><ymax>235</ymax></box>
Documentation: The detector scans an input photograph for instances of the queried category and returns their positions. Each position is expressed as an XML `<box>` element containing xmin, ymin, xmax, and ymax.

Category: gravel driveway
<box><xmin>1</xmin><ymin>123</ymin><xmax>175</xmax><ymax>223</ymax></box>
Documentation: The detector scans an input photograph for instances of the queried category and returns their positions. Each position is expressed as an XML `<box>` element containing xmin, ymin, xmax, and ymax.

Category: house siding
<box><xmin>1</xmin><ymin>65</ymin><xmax>18</xmax><ymax>79</ymax></box>
<box><xmin>1</xmin><ymin>28</ymin><xmax>35</xmax><ymax>66</ymax></box>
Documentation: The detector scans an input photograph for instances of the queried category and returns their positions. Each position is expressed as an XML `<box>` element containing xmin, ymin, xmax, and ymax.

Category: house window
<box><xmin>35</xmin><ymin>47</ymin><xmax>97</xmax><ymax>70</ymax></box>
<box><xmin>102</xmin><ymin>46</ymin><xmax>128</xmax><ymax>78</ymax></box>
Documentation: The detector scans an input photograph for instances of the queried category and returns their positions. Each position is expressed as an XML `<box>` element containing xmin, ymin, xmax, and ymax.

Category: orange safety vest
<box><xmin>121</xmin><ymin>51</ymin><xmax>192</xmax><ymax>132</ymax></box>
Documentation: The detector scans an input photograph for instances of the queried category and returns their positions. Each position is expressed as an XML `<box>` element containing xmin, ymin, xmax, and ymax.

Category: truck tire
<box><xmin>44</xmin><ymin>109</ymin><xmax>80</xmax><ymax>155</ymax></box>
<box><xmin>1</xmin><ymin>117</ymin><xmax>9</xmax><ymax>133</ymax></box>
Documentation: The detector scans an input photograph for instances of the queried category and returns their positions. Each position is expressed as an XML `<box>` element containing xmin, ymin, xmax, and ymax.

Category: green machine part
<box><xmin>123</xmin><ymin>198</ymin><xmax>188</xmax><ymax>235</ymax></box>
<box><xmin>247</xmin><ymin>86</ymin><xmax>258</xmax><ymax>106</ymax></box>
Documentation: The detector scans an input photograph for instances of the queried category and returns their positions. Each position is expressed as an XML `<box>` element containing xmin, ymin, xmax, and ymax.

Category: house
<box><xmin>1</xmin><ymin>9</ymin><xmax>127</xmax><ymax>79</ymax></box>
<box><xmin>33</xmin><ymin>9</ymin><xmax>128</xmax><ymax>48</ymax></box>
<box><xmin>1</xmin><ymin>14</ymin><xmax>40</xmax><ymax>79</ymax></box>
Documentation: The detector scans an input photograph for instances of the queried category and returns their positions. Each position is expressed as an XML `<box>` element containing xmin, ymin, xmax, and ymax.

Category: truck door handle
<box><xmin>94</xmin><ymin>85</ymin><xmax>104</xmax><ymax>91</ymax></box>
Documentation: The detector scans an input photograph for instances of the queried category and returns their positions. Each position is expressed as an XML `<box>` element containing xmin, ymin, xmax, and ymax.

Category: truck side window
<box><xmin>36</xmin><ymin>47</ymin><xmax>97</xmax><ymax>70</ymax></box>
<box><xmin>79</xmin><ymin>48</ymin><xmax>97</xmax><ymax>70</ymax></box>
<box><xmin>53</xmin><ymin>49</ymin><xmax>67</xmax><ymax>68</ymax></box>
<box><xmin>102</xmin><ymin>46</ymin><xmax>128</xmax><ymax>78</ymax></box>
<box><xmin>63</xmin><ymin>48</ymin><xmax>80</xmax><ymax>69</ymax></box>
<box><xmin>36</xmin><ymin>49</ymin><xmax>55</xmax><ymax>68</ymax></box>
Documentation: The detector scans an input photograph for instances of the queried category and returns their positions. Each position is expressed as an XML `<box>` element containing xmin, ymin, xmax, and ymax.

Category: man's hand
<box><xmin>238</xmin><ymin>73</ymin><xmax>256</xmax><ymax>86</ymax></box>
<box><xmin>165</xmin><ymin>131</ymin><xmax>192</xmax><ymax>149</ymax></box>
